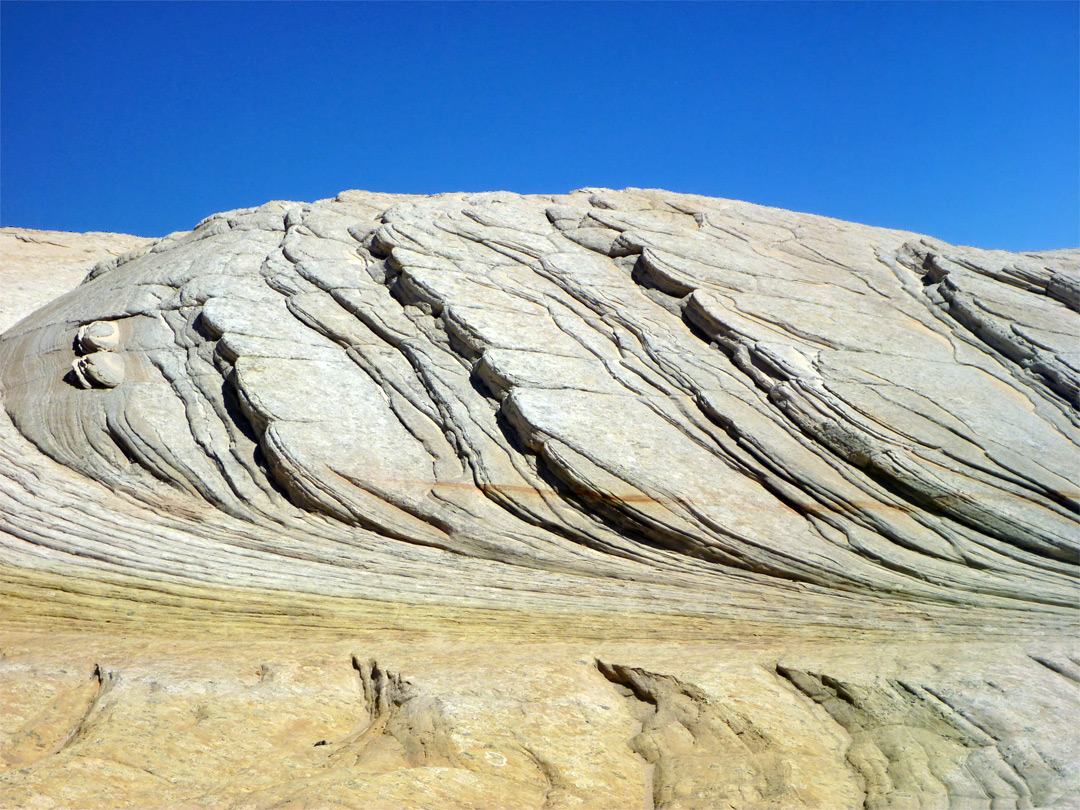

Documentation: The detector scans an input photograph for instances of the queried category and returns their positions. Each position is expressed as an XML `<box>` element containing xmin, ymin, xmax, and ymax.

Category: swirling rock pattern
<box><xmin>2</xmin><ymin>188</ymin><xmax>1076</xmax><ymax>619</ymax></box>
<box><xmin>0</xmin><ymin>190</ymin><xmax>1077</xmax><ymax>809</ymax></box>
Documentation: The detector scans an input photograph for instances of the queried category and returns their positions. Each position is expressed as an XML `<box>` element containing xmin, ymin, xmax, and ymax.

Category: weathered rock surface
<box><xmin>0</xmin><ymin>189</ymin><xmax>1077</xmax><ymax>808</ymax></box>
<box><xmin>0</xmin><ymin>228</ymin><xmax>154</xmax><ymax>334</ymax></box>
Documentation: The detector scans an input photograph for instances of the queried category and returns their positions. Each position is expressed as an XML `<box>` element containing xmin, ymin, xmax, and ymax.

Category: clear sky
<box><xmin>2</xmin><ymin>1</ymin><xmax>1077</xmax><ymax>251</ymax></box>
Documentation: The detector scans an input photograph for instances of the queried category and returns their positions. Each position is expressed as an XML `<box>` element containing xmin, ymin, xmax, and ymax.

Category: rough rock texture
<box><xmin>0</xmin><ymin>189</ymin><xmax>1077</xmax><ymax>809</ymax></box>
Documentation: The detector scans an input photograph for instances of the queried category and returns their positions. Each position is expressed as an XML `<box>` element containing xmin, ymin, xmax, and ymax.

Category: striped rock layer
<box><xmin>2</xmin><ymin>190</ymin><xmax>1079</xmax><ymax>809</ymax></box>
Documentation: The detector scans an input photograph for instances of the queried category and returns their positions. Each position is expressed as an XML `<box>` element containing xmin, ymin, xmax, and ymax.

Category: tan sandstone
<box><xmin>0</xmin><ymin>190</ymin><xmax>1077</xmax><ymax>809</ymax></box>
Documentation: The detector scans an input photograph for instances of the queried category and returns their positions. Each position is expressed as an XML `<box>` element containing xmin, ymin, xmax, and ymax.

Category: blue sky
<box><xmin>2</xmin><ymin>1</ymin><xmax>1077</xmax><ymax>250</ymax></box>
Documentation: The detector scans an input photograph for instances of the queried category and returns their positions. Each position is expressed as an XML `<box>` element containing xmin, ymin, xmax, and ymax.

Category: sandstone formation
<box><xmin>0</xmin><ymin>228</ymin><xmax>154</xmax><ymax>334</ymax></box>
<box><xmin>0</xmin><ymin>189</ymin><xmax>1076</xmax><ymax>809</ymax></box>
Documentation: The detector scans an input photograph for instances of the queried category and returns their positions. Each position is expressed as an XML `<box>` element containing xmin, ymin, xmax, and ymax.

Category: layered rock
<box><xmin>0</xmin><ymin>190</ymin><xmax>1077</xmax><ymax>808</ymax></box>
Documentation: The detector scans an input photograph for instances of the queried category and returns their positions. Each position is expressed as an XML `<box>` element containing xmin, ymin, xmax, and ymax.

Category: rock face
<box><xmin>0</xmin><ymin>189</ymin><xmax>1077</xmax><ymax>809</ymax></box>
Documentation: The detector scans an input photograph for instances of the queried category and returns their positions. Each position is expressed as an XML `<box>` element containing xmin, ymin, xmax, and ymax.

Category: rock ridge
<box><xmin>1</xmin><ymin>189</ymin><xmax>1076</xmax><ymax>626</ymax></box>
<box><xmin>0</xmin><ymin>189</ymin><xmax>1077</xmax><ymax>808</ymax></box>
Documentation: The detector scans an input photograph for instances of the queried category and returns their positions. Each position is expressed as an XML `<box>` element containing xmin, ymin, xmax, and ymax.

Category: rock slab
<box><xmin>0</xmin><ymin>189</ymin><xmax>1077</xmax><ymax>808</ymax></box>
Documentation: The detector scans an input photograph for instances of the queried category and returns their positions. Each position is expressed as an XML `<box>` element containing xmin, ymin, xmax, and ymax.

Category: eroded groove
<box><xmin>1028</xmin><ymin>653</ymin><xmax>1080</xmax><ymax>684</ymax></box>
<box><xmin>2</xmin><ymin>663</ymin><xmax>117</xmax><ymax>768</ymax></box>
<box><xmin>308</xmin><ymin>656</ymin><xmax>463</xmax><ymax>773</ymax></box>
<box><xmin>596</xmin><ymin>659</ymin><xmax>807</xmax><ymax>810</ymax></box>
<box><xmin>773</xmin><ymin>664</ymin><xmax>1078</xmax><ymax>809</ymax></box>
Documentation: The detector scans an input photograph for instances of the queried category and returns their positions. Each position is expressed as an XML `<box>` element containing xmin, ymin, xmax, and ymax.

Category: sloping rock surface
<box><xmin>0</xmin><ymin>228</ymin><xmax>154</xmax><ymax>334</ymax></box>
<box><xmin>0</xmin><ymin>189</ymin><xmax>1077</xmax><ymax>809</ymax></box>
<box><xmin>2</xmin><ymin>189</ymin><xmax>1076</xmax><ymax>620</ymax></box>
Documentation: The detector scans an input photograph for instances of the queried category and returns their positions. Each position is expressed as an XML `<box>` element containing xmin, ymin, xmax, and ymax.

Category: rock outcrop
<box><xmin>0</xmin><ymin>228</ymin><xmax>154</xmax><ymax>334</ymax></box>
<box><xmin>0</xmin><ymin>189</ymin><xmax>1076</xmax><ymax>808</ymax></box>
